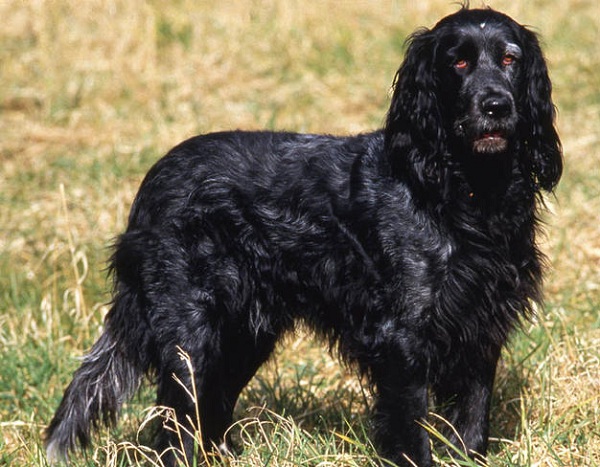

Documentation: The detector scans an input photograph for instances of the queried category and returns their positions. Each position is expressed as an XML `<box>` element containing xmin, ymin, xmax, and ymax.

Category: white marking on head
<box><xmin>480</xmin><ymin>22</ymin><xmax>486</xmax><ymax>29</ymax></box>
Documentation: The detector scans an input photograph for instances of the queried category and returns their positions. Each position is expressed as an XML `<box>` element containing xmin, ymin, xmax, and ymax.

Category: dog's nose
<box><xmin>480</xmin><ymin>95</ymin><xmax>512</xmax><ymax>118</ymax></box>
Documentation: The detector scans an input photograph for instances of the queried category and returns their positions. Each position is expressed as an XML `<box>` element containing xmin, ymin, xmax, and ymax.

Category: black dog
<box><xmin>46</xmin><ymin>7</ymin><xmax>561</xmax><ymax>466</ymax></box>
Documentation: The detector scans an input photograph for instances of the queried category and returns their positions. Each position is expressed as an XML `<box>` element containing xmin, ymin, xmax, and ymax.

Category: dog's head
<box><xmin>385</xmin><ymin>8</ymin><xmax>562</xmax><ymax>194</ymax></box>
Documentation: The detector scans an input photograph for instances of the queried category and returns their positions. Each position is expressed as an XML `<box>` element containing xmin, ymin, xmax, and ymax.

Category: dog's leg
<box><xmin>432</xmin><ymin>344</ymin><xmax>501</xmax><ymax>460</ymax></box>
<box><xmin>371</xmin><ymin>358</ymin><xmax>432</xmax><ymax>467</ymax></box>
<box><xmin>155</xmin><ymin>329</ymin><xmax>278</xmax><ymax>465</ymax></box>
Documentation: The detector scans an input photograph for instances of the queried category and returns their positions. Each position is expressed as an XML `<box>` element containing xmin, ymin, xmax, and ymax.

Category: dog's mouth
<box><xmin>472</xmin><ymin>131</ymin><xmax>509</xmax><ymax>154</ymax></box>
<box><xmin>455</xmin><ymin>120</ymin><xmax>514</xmax><ymax>155</ymax></box>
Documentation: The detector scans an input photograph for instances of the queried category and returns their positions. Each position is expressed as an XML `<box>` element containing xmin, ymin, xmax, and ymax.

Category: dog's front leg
<box><xmin>371</xmin><ymin>359</ymin><xmax>432</xmax><ymax>467</ymax></box>
<box><xmin>432</xmin><ymin>344</ymin><xmax>501</xmax><ymax>461</ymax></box>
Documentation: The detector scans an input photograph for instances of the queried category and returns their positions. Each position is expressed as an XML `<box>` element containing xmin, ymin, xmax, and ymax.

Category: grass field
<box><xmin>1</xmin><ymin>0</ymin><xmax>598</xmax><ymax>465</ymax></box>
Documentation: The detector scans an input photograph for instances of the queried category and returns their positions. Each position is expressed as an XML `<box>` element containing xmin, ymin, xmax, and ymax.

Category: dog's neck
<box><xmin>460</xmin><ymin>152</ymin><xmax>515</xmax><ymax>200</ymax></box>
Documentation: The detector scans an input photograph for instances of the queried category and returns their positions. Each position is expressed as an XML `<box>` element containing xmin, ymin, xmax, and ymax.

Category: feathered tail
<box><xmin>46</xmin><ymin>231</ymin><xmax>154</xmax><ymax>461</ymax></box>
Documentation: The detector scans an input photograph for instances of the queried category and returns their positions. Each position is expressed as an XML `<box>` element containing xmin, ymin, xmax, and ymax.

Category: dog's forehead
<box><xmin>434</xmin><ymin>10</ymin><xmax>521</xmax><ymax>46</ymax></box>
<box><xmin>442</xmin><ymin>21</ymin><xmax>520</xmax><ymax>51</ymax></box>
<box><xmin>436</xmin><ymin>8</ymin><xmax>518</xmax><ymax>29</ymax></box>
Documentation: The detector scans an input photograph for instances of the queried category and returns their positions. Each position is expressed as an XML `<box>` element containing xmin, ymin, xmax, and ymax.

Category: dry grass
<box><xmin>1</xmin><ymin>0</ymin><xmax>598</xmax><ymax>465</ymax></box>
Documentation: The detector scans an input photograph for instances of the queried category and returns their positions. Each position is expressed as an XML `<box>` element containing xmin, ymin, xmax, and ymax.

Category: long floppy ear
<box><xmin>518</xmin><ymin>27</ymin><xmax>563</xmax><ymax>191</ymax></box>
<box><xmin>384</xmin><ymin>29</ymin><xmax>446</xmax><ymax>190</ymax></box>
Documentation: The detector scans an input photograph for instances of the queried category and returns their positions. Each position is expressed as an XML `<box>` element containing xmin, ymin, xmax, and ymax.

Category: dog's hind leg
<box><xmin>154</xmin><ymin>324</ymin><xmax>278</xmax><ymax>465</ymax></box>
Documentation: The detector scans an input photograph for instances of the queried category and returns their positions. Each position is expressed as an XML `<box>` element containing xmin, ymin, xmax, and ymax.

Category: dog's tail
<box><xmin>46</xmin><ymin>231</ymin><xmax>153</xmax><ymax>461</ymax></box>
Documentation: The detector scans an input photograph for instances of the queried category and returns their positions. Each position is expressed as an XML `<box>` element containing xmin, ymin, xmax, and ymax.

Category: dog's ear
<box><xmin>384</xmin><ymin>29</ymin><xmax>446</xmax><ymax>190</ymax></box>
<box><xmin>518</xmin><ymin>28</ymin><xmax>563</xmax><ymax>191</ymax></box>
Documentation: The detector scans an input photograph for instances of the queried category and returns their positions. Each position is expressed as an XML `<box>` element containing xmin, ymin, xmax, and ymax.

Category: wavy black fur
<box><xmin>46</xmin><ymin>7</ymin><xmax>562</xmax><ymax>466</ymax></box>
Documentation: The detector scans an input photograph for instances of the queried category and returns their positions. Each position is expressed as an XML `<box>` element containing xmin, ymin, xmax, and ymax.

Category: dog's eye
<box><xmin>502</xmin><ymin>54</ymin><xmax>516</xmax><ymax>66</ymax></box>
<box><xmin>454</xmin><ymin>59</ymin><xmax>469</xmax><ymax>70</ymax></box>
